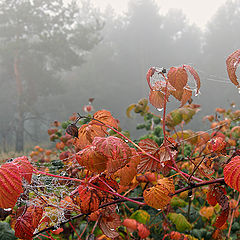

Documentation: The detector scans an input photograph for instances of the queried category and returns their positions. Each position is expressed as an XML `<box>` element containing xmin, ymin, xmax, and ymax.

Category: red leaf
<box><xmin>167</xmin><ymin>66</ymin><xmax>188</xmax><ymax>91</ymax></box>
<box><xmin>0</xmin><ymin>163</ymin><xmax>23</xmax><ymax>208</ymax></box>
<box><xmin>137</xmin><ymin>139</ymin><xmax>177</xmax><ymax>174</ymax></box>
<box><xmin>226</xmin><ymin>49</ymin><xmax>240</xmax><ymax>87</ymax></box>
<box><xmin>12</xmin><ymin>156</ymin><xmax>33</xmax><ymax>184</ymax></box>
<box><xmin>137</xmin><ymin>223</ymin><xmax>150</xmax><ymax>239</ymax></box>
<box><xmin>224</xmin><ymin>156</ymin><xmax>240</xmax><ymax>192</ymax></box>
<box><xmin>149</xmin><ymin>89</ymin><xmax>165</xmax><ymax>109</ymax></box>
<box><xmin>15</xmin><ymin>205</ymin><xmax>43</xmax><ymax>240</ymax></box>
<box><xmin>146</xmin><ymin>67</ymin><xmax>156</xmax><ymax>90</ymax></box>
<box><xmin>77</xmin><ymin>185</ymin><xmax>100</xmax><ymax>214</ymax></box>
<box><xmin>93</xmin><ymin>136</ymin><xmax>132</xmax><ymax>174</ymax></box>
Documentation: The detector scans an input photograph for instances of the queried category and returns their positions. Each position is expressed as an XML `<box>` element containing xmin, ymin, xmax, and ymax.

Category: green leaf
<box><xmin>168</xmin><ymin>213</ymin><xmax>192</xmax><ymax>232</ymax></box>
<box><xmin>130</xmin><ymin>210</ymin><xmax>150</xmax><ymax>224</ymax></box>
<box><xmin>170</xmin><ymin>196</ymin><xmax>187</xmax><ymax>208</ymax></box>
<box><xmin>0</xmin><ymin>222</ymin><xmax>16</xmax><ymax>240</ymax></box>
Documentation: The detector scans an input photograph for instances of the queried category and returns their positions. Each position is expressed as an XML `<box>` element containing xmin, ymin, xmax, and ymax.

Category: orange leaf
<box><xmin>149</xmin><ymin>89</ymin><xmax>165</xmax><ymax>109</ymax></box>
<box><xmin>78</xmin><ymin>185</ymin><xmax>100</xmax><ymax>214</ymax></box>
<box><xmin>167</xmin><ymin>66</ymin><xmax>188</xmax><ymax>91</ymax></box>
<box><xmin>199</xmin><ymin>206</ymin><xmax>214</xmax><ymax>219</ymax></box>
<box><xmin>114</xmin><ymin>148</ymin><xmax>140</xmax><ymax>186</ymax></box>
<box><xmin>74</xmin><ymin>123</ymin><xmax>106</xmax><ymax>150</ymax></box>
<box><xmin>91</xmin><ymin>109</ymin><xmax>118</xmax><ymax>130</ymax></box>
<box><xmin>122</xmin><ymin>218</ymin><xmax>138</xmax><ymax>231</ymax></box>
<box><xmin>224</xmin><ymin>156</ymin><xmax>240</xmax><ymax>192</ymax></box>
<box><xmin>183</xmin><ymin>65</ymin><xmax>201</xmax><ymax>94</ymax></box>
<box><xmin>0</xmin><ymin>163</ymin><xmax>23</xmax><ymax>208</ymax></box>
<box><xmin>137</xmin><ymin>138</ymin><xmax>177</xmax><ymax>174</ymax></box>
<box><xmin>76</xmin><ymin>146</ymin><xmax>107</xmax><ymax>173</ymax></box>
<box><xmin>93</xmin><ymin>136</ymin><xmax>132</xmax><ymax>174</ymax></box>
<box><xmin>143</xmin><ymin>177</ymin><xmax>175</xmax><ymax>209</ymax></box>
<box><xmin>12</xmin><ymin>156</ymin><xmax>33</xmax><ymax>184</ymax></box>
<box><xmin>148</xmin><ymin>81</ymin><xmax>173</xmax><ymax>109</ymax></box>
<box><xmin>226</xmin><ymin>49</ymin><xmax>240</xmax><ymax>87</ymax></box>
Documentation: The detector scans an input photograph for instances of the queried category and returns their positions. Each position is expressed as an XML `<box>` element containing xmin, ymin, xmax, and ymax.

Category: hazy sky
<box><xmin>90</xmin><ymin>0</ymin><xmax>228</xmax><ymax>29</ymax></box>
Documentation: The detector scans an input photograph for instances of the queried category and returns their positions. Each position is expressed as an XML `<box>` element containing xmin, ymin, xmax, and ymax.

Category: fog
<box><xmin>0</xmin><ymin>0</ymin><xmax>239</xmax><ymax>152</ymax></box>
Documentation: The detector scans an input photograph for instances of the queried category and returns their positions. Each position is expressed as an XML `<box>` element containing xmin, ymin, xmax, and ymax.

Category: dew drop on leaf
<box><xmin>238</xmin><ymin>86</ymin><xmax>240</xmax><ymax>94</ymax></box>
<box><xmin>194</xmin><ymin>90</ymin><xmax>201</xmax><ymax>97</ymax></box>
<box><xmin>157</xmin><ymin>108</ymin><xmax>163</xmax><ymax>112</ymax></box>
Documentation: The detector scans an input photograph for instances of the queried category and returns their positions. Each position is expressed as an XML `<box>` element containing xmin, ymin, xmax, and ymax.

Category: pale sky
<box><xmin>90</xmin><ymin>0</ymin><xmax>228</xmax><ymax>30</ymax></box>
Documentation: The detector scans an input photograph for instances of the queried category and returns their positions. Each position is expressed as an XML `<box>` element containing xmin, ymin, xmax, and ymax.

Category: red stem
<box><xmin>69</xmin><ymin>222</ymin><xmax>81</xmax><ymax>239</ymax></box>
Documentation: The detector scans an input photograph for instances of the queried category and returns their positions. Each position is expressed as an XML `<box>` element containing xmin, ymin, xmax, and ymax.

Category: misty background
<box><xmin>0</xmin><ymin>0</ymin><xmax>239</xmax><ymax>152</ymax></box>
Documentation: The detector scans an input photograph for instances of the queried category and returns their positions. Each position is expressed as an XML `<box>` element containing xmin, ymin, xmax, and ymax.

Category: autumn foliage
<box><xmin>0</xmin><ymin>50</ymin><xmax>240</xmax><ymax>240</ymax></box>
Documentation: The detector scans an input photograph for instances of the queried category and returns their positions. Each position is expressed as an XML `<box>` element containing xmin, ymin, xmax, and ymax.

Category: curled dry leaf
<box><xmin>99</xmin><ymin>205</ymin><xmax>121</xmax><ymax>239</ymax></box>
<box><xmin>93</xmin><ymin>136</ymin><xmax>132</xmax><ymax>174</ymax></box>
<box><xmin>76</xmin><ymin>146</ymin><xmax>107</xmax><ymax>173</ymax></box>
<box><xmin>143</xmin><ymin>177</ymin><xmax>175</xmax><ymax>209</ymax></box>
<box><xmin>0</xmin><ymin>163</ymin><xmax>23</xmax><ymax>208</ymax></box>
<box><xmin>183</xmin><ymin>64</ymin><xmax>201</xmax><ymax>94</ymax></box>
<box><xmin>226</xmin><ymin>49</ymin><xmax>240</xmax><ymax>88</ymax></box>
<box><xmin>171</xmin><ymin>86</ymin><xmax>192</xmax><ymax>107</ymax></box>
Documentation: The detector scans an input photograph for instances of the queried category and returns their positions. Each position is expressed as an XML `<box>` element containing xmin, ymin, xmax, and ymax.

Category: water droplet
<box><xmin>4</xmin><ymin>208</ymin><xmax>12</xmax><ymax>211</ymax></box>
<box><xmin>157</xmin><ymin>209</ymin><xmax>161</xmax><ymax>211</ymax></box>
<box><xmin>110</xmin><ymin>228</ymin><xmax>115</xmax><ymax>231</ymax></box>
<box><xmin>194</xmin><ymin>90</ymin><xmax>201</xmax><ymax>97</ymax></box>
<box><xmin>125</xmin><ymin>140</ymin><xmax>129</xmax><ymax>143</ymax></box>
<box><xmin>238</xmin><ymin>86</ymin><xmax>240</xmax><ymax>94</ymax></box>
<box><xmin>157</xmin><ymin>108</ymin><xmax>163</xmax><ymax>112</ymax></box>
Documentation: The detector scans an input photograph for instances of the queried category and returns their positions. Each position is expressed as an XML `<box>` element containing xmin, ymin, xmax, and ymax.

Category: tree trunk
<box><xmin>14</xmin><ymin>55</ymin><xmax>25</xmax><ymax>152</ymax></box>
<box><xmin>15</xmin><ymin>107</ymin><xmax>24</xmax><ymax>152</ymax></box>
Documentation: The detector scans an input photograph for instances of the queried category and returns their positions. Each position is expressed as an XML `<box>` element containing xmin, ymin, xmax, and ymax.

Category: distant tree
<box><xmin>201</xmin><ymin>0</ymin><xmax>240</xmax><ymax>110</ymax></box>
<box><xmin>204</xmin><ymin>0</ymin><xmax>240</xmax><ymax>73</ymax></box>
<box><xmin>0</xmin><ymin>0</ymin><xmax>102</xmax><ymax>151</ymax></box>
